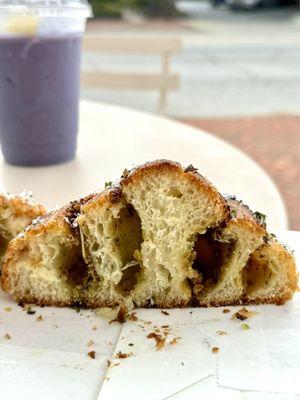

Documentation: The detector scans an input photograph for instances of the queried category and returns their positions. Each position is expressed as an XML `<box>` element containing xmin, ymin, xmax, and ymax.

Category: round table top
<box><xmin>0</xmin><ymin>100</ymin><xmax>287</xmax><ymax>230</ymax></box>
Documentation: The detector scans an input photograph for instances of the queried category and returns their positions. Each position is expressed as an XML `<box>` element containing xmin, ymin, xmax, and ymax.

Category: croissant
<box><xmin>2</xmin><ymin>160</ymin><xmax>298</xmax><ymax>309</ymax></box>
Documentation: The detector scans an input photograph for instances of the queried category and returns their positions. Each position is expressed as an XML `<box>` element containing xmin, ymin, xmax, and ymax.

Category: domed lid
<box><xmin>0</xmin><ymin>0</ymin><xmax>91</xmax><ymax>18</ymax></box>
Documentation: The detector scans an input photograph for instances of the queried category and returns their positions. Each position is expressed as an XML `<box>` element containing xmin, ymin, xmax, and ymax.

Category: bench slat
<box><xmin>81</xmin><ymin>72</ymin><xmax>180</xmax><ymax>91</ymax></box>
<box><xmin>83</xmin><ymin>36</ymin><xmax>182</xmax><ymax>54</ymax></box>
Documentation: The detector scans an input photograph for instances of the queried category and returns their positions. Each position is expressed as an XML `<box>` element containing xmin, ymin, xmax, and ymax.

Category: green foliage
<box><xmin>89</xmin><ymin>0</ymin><xmax>178</xmax><ymax>18</ymax></box>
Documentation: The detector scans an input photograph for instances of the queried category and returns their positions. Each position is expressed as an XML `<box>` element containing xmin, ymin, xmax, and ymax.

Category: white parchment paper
<box><xmin>0</xmin><ymin>230</ymin><xmax>299</xmax><ymax>400</ymax></box>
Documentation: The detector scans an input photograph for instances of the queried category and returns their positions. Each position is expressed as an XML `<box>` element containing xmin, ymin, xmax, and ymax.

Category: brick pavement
<box><xmin>180</xmin><ymin>115</ymin><xmax>300</xmax><ymax>230</ymax></box>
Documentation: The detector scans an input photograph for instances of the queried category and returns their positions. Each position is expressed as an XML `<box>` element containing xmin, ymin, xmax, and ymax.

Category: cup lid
<box><xmin>0</xmin><ymin>0</ymin><xmax>91</xmax><ymax>18</ymax></box>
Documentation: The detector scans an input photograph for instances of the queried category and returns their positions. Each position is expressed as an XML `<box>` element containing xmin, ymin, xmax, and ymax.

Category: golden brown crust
<box><xmin>82</xmin><ymin>160</ymin><xmax>229</xmax><ymax>222</ymax></box>
<box><xmin>121</xmin><ymin>160</ymin><xmax>227</xmax><ymax>212</ymax></box>
<box><xmin>220</xmin><ymin>198</ymin><xmax>267</xmax><ymax>238</ymax></box>
<box><xmin>0</xmin><ymin>193</ymin><xmax>45</xmax><ymax>221</ymax></box>
<box><xmin>1</xmin><ymin>203</ymin><xmax>79</xmax><ymax>293</ymax></box>
<box><xmin>243</xmin><ymin>241</ymin><xmax>299</xmax><ymax>305</ymax></box>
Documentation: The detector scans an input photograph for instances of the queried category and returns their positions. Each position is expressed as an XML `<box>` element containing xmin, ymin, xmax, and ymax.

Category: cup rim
<box><xmin>0</xmin><ymin>1</ymin><xmax>91</xmax><ymax>18</ymax></box>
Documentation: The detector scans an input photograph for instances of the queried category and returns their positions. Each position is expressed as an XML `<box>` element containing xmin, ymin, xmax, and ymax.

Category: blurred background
<box><xmin>81</xmin><ymin>0</ymin><xmax>300</xmax><ymax>229</ymax></box>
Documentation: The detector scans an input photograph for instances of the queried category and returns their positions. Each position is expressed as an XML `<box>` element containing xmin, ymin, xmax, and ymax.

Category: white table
<box><xmin>0</xmin><ymin>100</ymin><xmax>287</xmax><ymax>230</ymax></box>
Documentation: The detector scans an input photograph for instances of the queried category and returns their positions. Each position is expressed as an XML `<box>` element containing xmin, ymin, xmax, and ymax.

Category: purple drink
<box><xmin>0</xmin><ymin>35</ymin><xmax>82</xmax><ymax>166</ymax></box>
<box><xmin>0</xmin><ymin>1</ymin><xmax>90</xmax><ymax>166</ymax></box>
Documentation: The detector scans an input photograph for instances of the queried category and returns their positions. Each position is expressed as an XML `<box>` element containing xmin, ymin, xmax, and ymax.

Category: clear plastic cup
<box><xmin>0</xmin><ymin>1</ymin><xmax>91</xmax><ymax>166</ymax></box>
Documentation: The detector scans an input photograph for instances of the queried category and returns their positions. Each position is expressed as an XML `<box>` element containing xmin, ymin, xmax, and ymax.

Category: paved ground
<box><xmin>180</xmin><ymin>115</ymin><xmax>300</xmax><ymax>230</ymax></box>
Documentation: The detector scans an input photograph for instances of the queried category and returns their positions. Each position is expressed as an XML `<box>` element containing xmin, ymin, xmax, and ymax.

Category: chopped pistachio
<box><xmin>253</xmin><ymin>211</ymin><xmax>266</xmax><ymax>224</ymax></box>
<box><xmin>241</xmin><ymin>323</ymin><xmax>250</xmax><ymax>330</ymax></box>
<box><xmin>230</xmin><ymin>209</ymin><xmax>237</xmax><ymax>218</ymax></box>
<box><xmin>104</xmin><ymin>181</ymin><xmax>112</xmax><ymax>188</ymax></box>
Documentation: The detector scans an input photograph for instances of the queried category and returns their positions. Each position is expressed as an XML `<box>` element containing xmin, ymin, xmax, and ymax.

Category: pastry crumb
<box><xmin>36</xmin><ymin>315</ymin><xmax>43</xmax><ymax>321</ymax></box>
<box><xmin>92</xmin><ymin>325</ymin><xmax>98</xmax><ymax>331</ymax></box>
<box><xmin>128</xmin><ymin>312</ymin><xmax>137</xmax><ymax>321</ymax></box>
<box><xmin>87</xmin><ymin>339</ymin><xmax>95</xmax><ymax>347</ymax></box>
<box><xmin>147</xmin><ymin>332</ymin><xmax>166</xmax><ymax>350</ymax></box>
<box><xmin>109</xmin><ymin>306</ymin><xmax>127</xmax><ymax>324</ymax></box>
<box><xmin>87</xmin><ymin>351</ymin><xmax>96</xmax><ymax>359</ymax></box>
<box><xmin>161</xmin><ymin>310</ymin><xmax>169</xmax><ymax>316</ymax></box>
<box><xmin>116</xmin><ymin>351</ymin><xmax>133</xmax><ymax>359</ymax></box>
<box><xmin>232</xmin><ymin>307</ymin><xmax>258</xmax><ymax>321</ymax></box>
<box><xmin>216</xmin><ymin>330</ymin><xmax>227</xmax><ymax>336</ymax></box>
<box><xmin>111</xmin><ymin>362</ymin><xmax>120</xmax><ymax>368</ymax></box>
<box><xmin>212</xmin><ymin>346</ymin><xmax>219</xmax><ymax>354</ymax></box>
<box><xmin>4</xmin><ymin>307</ymin><xmax>12</xmax><ymax>312</ymax></box>
<box><xmin>222</xmin><ymin>308</ymin><xmax>230</xmax><ymax>313</ymax></box>
<box><xmin>170</xmin><ymin>336</ymin><xmax>181</xmax><ymax>345</ymax></box>
<box><xmin>4</xmin><ymin>333</ymin><xmax>11</xmax><ymax>340</ymax></box>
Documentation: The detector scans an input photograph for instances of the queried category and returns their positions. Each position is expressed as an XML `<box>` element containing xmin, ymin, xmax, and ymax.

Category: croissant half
<box><xmin>1</xmin><ymin>160</ymin><xmax>298</xmax><ymax>308</ymax></box>
<box><xmin>0</xmin><ymin>192</ymin><xmax>45</xmax><ymax>268</ymax></box>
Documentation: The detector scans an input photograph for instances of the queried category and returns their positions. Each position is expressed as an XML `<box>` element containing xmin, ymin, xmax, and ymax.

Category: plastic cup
<box><xmin>0</xmin><ymin>1</ymin><xmax>90</xmax><ymax>166</ymax></box>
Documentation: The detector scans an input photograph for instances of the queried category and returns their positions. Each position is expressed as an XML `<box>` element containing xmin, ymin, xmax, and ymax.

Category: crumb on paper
<box><xmin>170</xmin><ymin>336</ymin><xmax>181</xmax><ymax>345</ymax></box>
<box><xmin>232</xmin><ymin>307</ymin><xmax>258</xmax><ymax>321</ymax></box>
<box><xmin>22</xmin><ymin>305</ymin><xmax>36</xmax><ymax>314</ymax></box>
<box><xmin>4</xmin><ymin>333</ymin><xmax>11</xmax><ymax>340</ymax></box>
<box><xmin>109</xmin><ymin>306</ymin><xmax>127</xmax><ymax>324</ymax></box>
<box><xmin>128</xmin><ymin>343</ymin><xmax>134</xmax><ymax>347</ymax></box>
<box><xmin>4</xmin><ymin>307</ymin><xmax>12</xmax><ymax>312</ymax></box>
<box><xmin>222</xmin><ymin>308</ymin><xmax>230</xmax><ymax>314</ymax></box>
<box><xmin>161</xmin><ymin>310</ymin><xmax>169</xmax><ymax>316</ymax></box>
<box><xmin>87</xmin><ymin>339</ymin><xmax>95</xmax><ymax>347</ymax></box>
<box><xmin>161</xmin><ymin>325</ymin><xmax>169</xmax><ymax>329</ymax></box>
<box><xmin>104</xmin><ymin>377</ymin><xmax>110</xmax><ymax>382</ymax></box>
<box><xmin>216</xmin><ymin>330</ymin><xmax>227</xmax><ymax>336</ymax></box>
<box><xmin>115</xmin><ymin>351</ymin><xmax>133</xmax><ymax>359</ymax></box>
<box><xmin>106</xmin><ymin>359</ymin><xmax>120</xmax><ymax>368</ymax></box>
<box><xmin>147</xmin><ymin>332</ymin><xmax>166</xmax><ymax>351</ymax></box>
<box><xmin>128</xmin><ymin>311</ymin><xmax>137</xmax><ymax>321</ymax></box>
<box><xmin>92</xmin><ymin>325</ymin><xmax>98</xmax><ymax>331</ymax></box>
<box><xmin>36</xmin><ymin>315</ymin><xmax>43</xmax><ymax>321</ymax></box>
<box><xmin>189</xmin><ymin>311</ymin><xmax>193</xmax><ymax>314</ymax></box>
<box><xmin>212</xmin><ymin>346</ymin><xmax>219</xmax><ymax>354</ymax></box>
<box><xmin>241</xmin><ymin>323</ymin><xmax>250</xmax><ymax>330</ymax></box>
<box><xmin>181</xmin><ymin>361</ymin><xmax>184</xmax><ymax>366</ymax></box>
<box><xmin>87</xmin><ymin>351</ymin><xmax>96</xmax><ymax>359</ymax></box>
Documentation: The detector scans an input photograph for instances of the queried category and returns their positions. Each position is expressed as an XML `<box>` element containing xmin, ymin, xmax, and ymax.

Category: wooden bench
<box><xmin>81</xmin><ymin>36</ymin><xmax>182</xmax><ymax>115</ymax></box>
